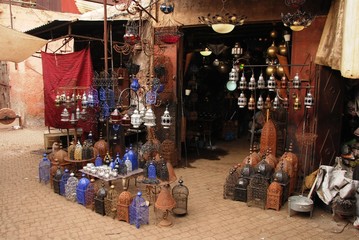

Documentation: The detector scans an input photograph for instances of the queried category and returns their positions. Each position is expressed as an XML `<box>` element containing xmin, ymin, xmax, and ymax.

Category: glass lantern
<box><xmin>293</xmin><ymin>73</ymin><xmax>301</xmax><ymax>89</ymax></box>
<box><xmin>304</xmin><ymin>91</ymin><xmax>314</xmax><ymax>108</ymax></box>
<box><xmin>267</xmin><ymin>74</ymin><xmax>276</xmax><ymax>91</ymax></box>
<box><xmin>237</xmin><ymin>92</ymin><xmax>247</xmax><ymax>108</ymax></box>
<box><xmin>60</xmin><ymin>108</ymin><xmax>69</xmax><ymax>122</ymax></box>
<box><xmin>65</xmin><ymin>172</ymin><xmax>79</xmax><ymax>202</ymax></box>
<box><xmin>232</xmin><ymin>42</ymin><xmax>243</xmax><ymax>58</ymax></box>
<box><xmin>161</xmin><ymin>106</ymin><xmax>172</xmax><ymax>129</ymax></box>
<box><xmin>257</xmin><ymin>95</ymin><xmax>264</xmax><ymax>110</ymax></box>
<box><xmin>94</xmin><ymin>181</ymin><xmax>107</xmax><ymax>216</ymax></box>
<box><xmin>60</xmin><ymin>168</ymin><xmax>70</xmax><ymax>196</ymax></box>
<box><xmin>143</xmin><ymin>107</ymin><xmax>156</xmax><ymax>127</ymax></box>
<box><xmin>281</xmin><ymin>76</ymin><xmax>287</xmax><ymax>89</ymax></box>
<box><xmin>117</xmin><ymin>191</ymin><xmax>132</xmax><ymax>223</ymax></box>
<box><xmin>273</xmin><ymin>96</ymin><xmax>280</xmax><ymax>109</ymax></box>
<box><xmin>85</xmin><ymin>178</ymin><xmax>96</xmax><ymax>210</ymax></box>
<box><xmin>239</xmin><ymin>73</ymin><xmax>247</xmax><ymax>90</ymax></box>
<box><xmin>229</xmin><ymin>67</ymin><xmax>239</xmax><ymax>81</ymax></box>
<box><xmin>248</xmin><ymin>94</ymin><xmax>256</xmax><ymax>110</ymax></box>
<box><xmin>39</xmin><ymin>153</ymin><xmax>51</xmax><ymax>184</ymax></box>
<box><xmin>172</xmin><ymin>178</ymin><xmax>189</xmax><ymax>216</ymax></box>
<box><xmin>76</xmin><ymin>174</ymin><xmax>90</xmax><ymax>206</ymax></box>
<box><xmin>257</xmin><ymin>73</ymin><xmax>266</xmax><ymax>89</ymax></box>
<box><xmin>248</xmin><ymin>74</ymin><xmax>256</xmax><ymax>90</ymax></box>
<box><xmin>131</xmin><ymin>109</ymin><xmax>142</xmax><ymax>128</ymax></box>
<box><xmin>130</xmin><ymin>192</ymin><xmax>149</xmax><ymax>229</ymax></box>
<box><xmin>105</xmin><ymin>185</ymin><xmax>119</xmax><ymax>219</ymax></box>
<box><xmin>123</xmin><ymin>20</ymin><xmax>140</xmax><ymax>45</ymax></box>
<box><xmin>294</xmin><ymin>95</ymin><xmax>301</xmax><ymax>110</ymax></box>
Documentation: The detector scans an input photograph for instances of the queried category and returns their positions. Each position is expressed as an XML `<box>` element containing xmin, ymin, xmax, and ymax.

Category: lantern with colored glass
<box><xmin>123</xmin><ymin>20</ymin><xmax>140</xmax><ymax>45</ymax></box>
<box><xmin>65</xmin><ymin>172</ymin><xmax>79</xmax><ymax>202</ymax></box>
<box><xmin>257</xmin><ymin>73</ymin><xmax>266</xmax><ymax>89</ymax></box>
<box><xmin>60</xmin><ymin>168</ymin><xmax>70</xmax><ymax>196</ymax></box>
<box><xmin>39</xmin><ymin>153</ymin><xmax>51</xmax><ymax>184</ymax></box>
<box><xmin>237</xmin><ymin>92</ymin><xmax>247</xmax><ymax>108</ymax></box>
<box><xmin>53</xmin><ymin>165</ymin><xmax>63</xmax><ymax>195</ymax></box>
<box><xmin>172</xmin><ymin>178</ymin><xmax>189</xmax><ymax>216</ymax></box>
<box><xmin>105</xmin><ymin>185</ymin><xmax>119</xmax><ymax>219</ymax></box>
<box><xmin>85</xmin><ymin>179</ymin><xmax>96</xmax><ymax>210</ymax></box>
<box><xmin>161</xmin><ymin>105</ymin><xmax>172</xmax><ymax>129</ymax></box>
<box><xmin>304</xmin><ymin>90</ymin><xmax>314</xmax><ymax>108</ymax></box>
<box><xmin>130</xmin><ymin>192</ymin><xmax>149</xmax><ymax>229</ymax></box>
<box><xmin>248</xmin><ymin>74</ymin><xmax>256</xmax><ymax>90</ymax></box>
<box><xmin>76</xmin><ymin>174</ymin><xmax>90</xmax><ymax>206</ymax></box>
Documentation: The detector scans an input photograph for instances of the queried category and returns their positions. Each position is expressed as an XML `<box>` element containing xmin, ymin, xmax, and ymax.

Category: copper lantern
<box><xmin>105</xmin><ymin>185</ymin><xmax>119</xmax><ymax>219</ymax></box>
<box><xmin>117</xmin><ymin>191</ymin><xmax>132</xmax><ymax>223</ymax></box>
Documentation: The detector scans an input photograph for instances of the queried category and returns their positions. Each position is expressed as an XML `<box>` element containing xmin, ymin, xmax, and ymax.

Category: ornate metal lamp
<box><xmin>155</xmin><ymin>184</ymin><xmax>176</xmax><ymax>227</ymax></box>
<box><xmin>257</xmin><ymin>73</ymin><xmax>266</xmax><ymax>89</ymax></box>
<box><xmin>267</xmin><ymin>74</ymin><xmax>276</xmax><ymax>91</ymax></box>
<box><xmin>117</xmin><ymin>191</ymin><xmax>132</xmax><ymax>223</ymax></box>
<box><xmin>223</xmin><ymin>165</ymin><xmax>240</xmax><ymax>200</ymax></box>
<box><xmin>257</xmin><ymin>95</ymin><xmax>264</xmax><ymax>110</ymax></box>
<box><xmin>60</xmin><ymin>168</ymin><xmax>70</xmax><ymax>196</ymax></box>
<box><xmin>231</xmin><ymin>42</ymin><xmax>243</xmax><ymax>58</ymax></box>
<box><xmin>130</xmin><ymin>192</ymin><xmax>149</xmax><ymax>229</ymax></box>
<box><xmin>248</xmin><ymin>95</ymin><xmax>256</xmax><ymax>111</ymax></box>
<box><xmin>53</xmin><ymin>165</ymin><xmax>63</xmax><ymax>195</ymax></box>
<box><xmin>143</xmin><ymin>107</ymin><xmax>156</xmax><ymax>127</ymax></box>
<box><xmin>65</xmin><ymin>172</ymin><xmax>78</xmax><ymax>202</ymax></box>
<box><xmin>76</xmin><ymin>174</ymin><xmax>90</xmax><ymax>206</ymax></box>
<box><xmin>172</xmin><ymin>178</ymin><xmax>189</xmax><ymax>216</ymax></box>
<box><xmin>131</xmin><ymin>109</ymin><xmax>142</xmax><ymax>128</ymax></box>
<box><xmin>304</xmin><ymin>90</ymin><xmax>314</xmax><ymax>108</ymax></box>
<box><xmin>105</xmin><ymin>185</ymin><xmax>119</xmax><ymax>219</ymax></box>
<box><xmin>85</xmin><ymin>178</ymin><xmax>96</xmax><ymax>210</ymax></box>
<box><xmin>94</xmin><ymin>181</ymin><xmax>107</xmax><ymax>216</ymax></box>
<box><xmin>266</xmin><ymin>181</ymin><xmax>283</xmax><ymax>211</ymax></box>
<box><xmin>293</xmin><ymin>73</ymin><xmax>301</xmax><ymax>89</ymax></box>
<box><xmin>248</xmin><ymin>74</ymin><xmax>256</xmax><ymax>90</ymax></box>
<box><xmin>200</xmin><ymin>47</ymin><xmax>212</xmax><ymax>57</ymax></box>
<box><xmin>39</xmin><ymin>153</ymin><xmax>51</xmax><ymax>184</ymax></box>
<box><xmin>237</xmin><ymin>92</ymin><xmax>247</xmax><ymax>108</ymax></box>
<box><xmin>161</xmin><ymin>105</ymin><xmax>172</xmax><ymax>129</ymax></box>
<box><xmin>239</xmin><ymin>73</ymin><xmax>247</xmax><ymax>90</ymax></box>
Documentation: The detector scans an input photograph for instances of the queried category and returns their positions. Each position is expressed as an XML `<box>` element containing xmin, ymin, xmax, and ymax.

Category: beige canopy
<box><xmin>0</xmin><ymin>24</ymin><xmax>48</xmax><ymax>63</ymax></box>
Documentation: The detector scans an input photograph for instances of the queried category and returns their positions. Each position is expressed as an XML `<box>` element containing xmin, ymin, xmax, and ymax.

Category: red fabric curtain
<box><xmin>42</xmin><ymin>48</ymin><xmax>96</xmax><ymax>132</ymax></box>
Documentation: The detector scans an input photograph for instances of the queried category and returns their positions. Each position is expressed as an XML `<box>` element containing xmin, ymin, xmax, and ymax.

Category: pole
<box><xmin>103</xmin><ymin>0</ymin><xmax>108</xmax><ymax>74</ymax></box>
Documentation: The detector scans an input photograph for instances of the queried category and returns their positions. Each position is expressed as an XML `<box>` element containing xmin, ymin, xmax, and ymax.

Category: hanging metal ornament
<box><xmin>248</xmin><ymin>95</ymin><xmax>256</xmax><ymax>110</ymax></box>
<box><xmin>257</xmin><ymin>95</ymin><xmax>264</xmax><ymax>110</ymax></box>
<box><xmin>237</xmin><ymin>92</ymin><xmax>247</xmax><ymax>108</ymax></box>
<box><xmin>239</xmin><ymin>73</ymin><xmax>247</xmax><ymax>90</ymax></box>
<box><xmin>123</xmin><ymin>20</ymin><xmax>141</xmax><ymax>45</ymax></box>
<box><xmin>265</xmin><ymin>96</ymin><xmax>272</xmax><ymax>109</ymax></box>
<box><xmin>293</xmin><ymin>95</ymin><xmax>301</xmax><ymax>110</ymax></box>
<box><xmin>160</xmin><ymin>0</ymin><xmax>174</xmax><ymax>14</ymax></box>
<box><xmin>283</xmin><ymin>97</ymin><xmax>289</xmax><ymax>109</ymax></box>
<box><xmin>273</xmin><ymin>96</ymin><xmax>280</xmax><ymax>109</ymax></box>
<box><xmin>257</xmin><ymin>73</ymin><xmax>266</xmax><ymax>89</ymax></box>
<box><xmin>248</xmin><ymin>74</ymin><xmax>256</xmax><ymax>90</ymax></box>
<box><xmin>267</xmin><ymin>74</ymin><xmax>276</xmax><ymax>91</ymax></box>
<box><xmin>281</xmin><ymin>75</ymin><xmax>287</xmax><ymax>89</ymax></box>
<box><xmin>304</xmin><ymin>90</ymin><xmax>314</xmax><ymax>108</ymax></box>
<box><xmin>229</xmin><ymin>67</ymin><xmax>239</xmax><ymax>81</ymax></box>
<box><xmin>293</xmin><ymin>73</ymin><xmax>301</xmax><ymax>89</ymax></box>
<box><xmin>161</xmin><ymin>105</ymin><xmax>172</xmax><ymax>129</ymax></box>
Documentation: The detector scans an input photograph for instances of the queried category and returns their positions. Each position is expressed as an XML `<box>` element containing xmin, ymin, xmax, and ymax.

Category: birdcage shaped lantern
<box><xmin>223</xmin><ymin>166</ymin><xmax>240</xmax><ymax>200</ymax></box>
<box><xmin>247</xmin><ymin>173</ymin><xmax>269</xmax><ymax>209</ymax></box>
<box><xmin>257</xmin><ymin>73</ymin><xmax>266</xmax><ymax>89</ymax></box>
<box><xmin>105</xmin><ymin>185</ymin><xmax>119</xmax><ymax>219</ymax></box>
<box><xmin>248</xmin><ymin>74</ymin><xmax>256</xmax><ymax>90</ymax></box>
<box><xmin>131</xmin><ymin>109</ymin><xmax>142</xmax><ymax>128</ymax></box>
<box><xmin>304</xmin><ymin>90</ymin><xmax>314</xmax><ymax>108</ymax></box>
<box><xmin>293</xmin><ymin>73</ymin><xmax>301</xmax><ymax>89</ymax></box>
<box><xmin>239</xmin><ymin>73</ymin><xmax>247</xmax><ymax>90</ymax></box>
<box><xmin>234</xmin><ymin>177</ymin><xmax>249</xmax><ymax>202</ymax></box>
<box><xmin>130</xmin><ymin>192</ymin><xmax>149</xmax><ymax>229</ymax></box>
<box><xmin>237</xmin><ymin>92</ymin><xmax>247</xmax><ymax>108</ymax></box>
<box><xmin>65</xmin><ymin>173</ymin><xmax>78</xmax><ymax>202</ymax></box>
<box><xmin>60</xmin><ymin>168</ymin><xmax>70</xmax><ymax>196</ymax></box>
<box><xmin>117</xmin><ymin>191</ymin><xmax>132</xmax><ymax>223</ymax></box>
<box><xmin>161</xmin><ymin>105</ymin><xmax>172</xmax><ymax>129</ymax></box>
<box><xmin>85</xmin><ymin>179</ymin><xmax>96</xmax><ymax>210</ymax></box>
<box><xmin>267</xmin><ymin>74</ymin><xmax>276</xmax><ymax>91</ymax></box>
<box><xmin>257</xmin><ymin>95</ymin><xmax>264</xmax><ymax>110</ymax></box>
<box><xmin>172</xmin><ymin>178</ymin><xmax>189</xmax><ymax>216</ymax></box>
<box><xmin>76</xmin><ymin>174</ymin><xmax>90</xmax><ymax>205</ymax></box>
<box><xmin>143</xmin><ymin>107</ymin><xmax>156</xmax><ymax>127</ymax></box>
<box><xmin>266</xmin><ymin>181</ymin><xmax>283</xmax><ymax>211</ymax></box>
<box><xmin>53</xmin><ymin>166</ymin><xmax>63</xmax><ymax>195</ymax></box>
<box><xmin>94</xmin><ymin>182</ymin><xmax>107</xmax><ymax>216</ymax></box>
<box><xmin>39</xmin><ymin>153</ymin><xmax>51</xmax><ymax>184</ymax></box>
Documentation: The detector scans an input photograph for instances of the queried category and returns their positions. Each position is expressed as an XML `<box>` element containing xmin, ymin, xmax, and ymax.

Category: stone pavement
<box><xmin>0</xmin><ymin>125</ymin><xmax>358</xmax><ymax>240</ymax></box>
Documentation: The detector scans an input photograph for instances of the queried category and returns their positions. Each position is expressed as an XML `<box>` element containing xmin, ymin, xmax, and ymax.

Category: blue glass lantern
<box><xmin>60</xmin><ymin>169</ymin><xmax>70</xmax><ymax>196</ymax></box>
<box><xmin>160</xmin><ymin>0</ymin><xmax>174</xmax><ymax>14</ymax></box>
<box><xmin>53</xmin><ymin>166</ymin><xmax>63</xmax><ymax>195</ymax></box>
<box><xmin>127</xmin><ymin>145</ymin><xmax>138</xmax><ymax>170</ymax></box>
<box><xmin>115</xmin><ymin>152</ymin><xmax>122</xmax><ymax>165</ymax></box>
<box><xmin>65</xmin><ymin>173</ymin><xmax>79</xmax><ymax>202</ymax></box>
<box><xmin>148</xmin><ymin>161</ymin><xmax>157</xmax><ymax>180</ymax></box>
<box><xmin>130</xmin><ymin>77</ymin><xmax>140</xmax><ymax>92</ymax></box>
<box><xmin>39</xmin><ymin>153</ymin><xmax>51</xmax><ymax>184</ymax></box>
<box><xmin>95</xmin><ymin>154</ymin><xmax>103</xmax><ymax>167</ymax></box>
<box><xmin>130</xmin><ymin>192</ymin><xmax>149</xmax><ymax>229</ymax></box>
<box><xmin>76</xmin><ymin>174</ymin><xmax>90</xmax><ymax>205</ymax></box>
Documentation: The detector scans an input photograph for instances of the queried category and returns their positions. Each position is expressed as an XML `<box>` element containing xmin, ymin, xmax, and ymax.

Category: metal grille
<box><xmin>247</xmin><ymin>173</ymin><xmax>269</xmax><ymax>209</ymax></box>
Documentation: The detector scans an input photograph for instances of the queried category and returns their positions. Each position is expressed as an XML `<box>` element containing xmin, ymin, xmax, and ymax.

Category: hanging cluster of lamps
<box><xmin>281</xmin><ymin>0</ymin><xmax>314</xmax><ymax>31</ymax></box>
<box><xmin>233</xmin><ymin>72</ymin><xmax>314</xmax><ymax>111</ymax></box>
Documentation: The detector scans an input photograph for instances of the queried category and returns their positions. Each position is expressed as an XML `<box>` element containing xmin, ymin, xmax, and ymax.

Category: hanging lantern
<box><xmin>231</xmin><ymin>42</ymin><xmax>243</xmax><ymax>58</ymax></box>
<box><xmin>160</xmin><ymin>0</ymin><xmax>175</xmax><ymax>14</ymax></box>
<box><xmin>161</xmin><ymin>105</ymin><xmax>172</xmax><ymax>129</ymax></box>
<box><xmin>172</xmin><ymin>178</ymin><xmax>189</xmax><ymax>216</ymax></box>
<box><xmin>69</xmin><ymin>112</ymin><xmax>78</xmax><ymax>125</ymax></box>
<box><xmin>94</xmin><ymin>181</ymin><xmax>107</xmax><ymax>216</ymax></box>
<box><xmin>257</xmin><ymin>95</ymin><xmax>264</xmax><ymax>110</ymax></box>
<box><xmin>143</xmin><ymin>107</ymin><xmax>156</xmax><ymax>127</ymax></box>
<box><xmin>283</xmin><ymin>97</ymin><xmax>289</xmax><ymax>109</ymax></box>
<box><xmin>257</xmin><ymin>74</ymin><xmax>266</xmax><ymax>90</ymax></box>
<box><xmin>281</xmin><ymin>76</ymin><xmax>287</xmax><ymax>88</ymax></box>
<box><xmin>110</xmin><ymin>108</ymin><xmax>122</xmax><ymax>124</ymax></box>
<box><xmin>39</xmin><ymin>153</ymin><xmax>51</xmax><ymax>184</ymax></box>
<box><xmin>226</xmin><ymin>80</ymin><xmax>237</xmax><ymax>91</ymax></box>
<box><xmin>76</xmin><ymin>174</ymin><xmax>90</xmax><ymax>206</ymax></box>
<box><xmin>267</xmin><ymin>74</ymin><xmax>276</xmax><ymax>91</ymax></box>
<box><xmin>60</xmin><ymin>108</ymin><xmax>69</xmax><ymax>122</ymax></box>
<box><xmin>130</xmin><ymin>192</ymin><xmax>149</xmax><ymax>229</ymax></box>
<box><xmin>155</xmin><ymin>184</ymin><xmax>176</xmax><ymax>227</ymax></box>
<box><xmin>55</xmin><ymin>94</ymin><xmax>61</xmax><ymax>106</ymax></box>
<box><xmin>248</xmin><ymin>94</ymin><xmax>256</xmax><ymax>110</ymax></box>
<box><xmin>229</xmin><ymin>67</ymin><xmax>239</xmax><ymax>81</ymax></box>
<box><xmin>81</xmin><ymin>93</ymin><xmax>88</xmax><ymax>108</ymax></box>
<box><xmin>121</xmin><ymin>113</ymin><xmax>132</xmax><ymax>128</ymax></box>
<box><xmin>65</xmin><ymin>172</ymin><xmax>79</xmax><ymax>202</ymax></box>
<box><xmin>239</xmin><ymin>73</ymin><xmax>247</xmax><ymax>90</ymax></box>
<box><xmin>265</xmin><ymin>96</ymin><xmax>272</xmax><ymax>109</ymax></box>
<box><xmin>123</xmin><ymin>20</ymin><xmax>140</xmax><ymax>45</ymax></box>
<box><xmin>304</xmin><ymin>91</ymin><xmax>314</xmax><ymax>108</ymax></box>
<box><xmin>273</xmin><ymin>96</ymin><xmax>280</xmax><ymax>109</ymax></box>
<box><xmin>117</xmin><ymin>191</ymin><xmax>132</xmax><ymax>223</ymax></box>
<box><xmin>237</xmin><ymin>92</ymin><xmax>247</xmax><ymax>108</ymax></box>
<box><xmin>105</xmin><ymin>185</ymin><xmax>119</xmax><ymax>219</ymax></box>
<box><xmin>293</xmin><ymin>95</ymin><xmax>301</xmax><ymax>110</ymax></box>
<box><xmin>266</xmin><ymin>64</ymin><xmax>276</xmax><ymax>76</ymax></box>
<box><xmin>131</xmin><ymin>109</ymin><xmax>142</xmax><ymax>128</ymax></box>
<box><xmin>293</xmin><ymin>73</ymin><xmax>301</xmax><ymax>89</ymax></box>
<box><xmin>130</xmin><ymin>76</ymin><xmax>141</xmax><ymax>92</ymax></box>
<box><xmin>248</xmin><ymin>74</ymin><xmax>256</xmax><ymax>90</ymax></box>
<box><xmin>139</xmin><ymin>106</ymin><xmax>146</xmax><ymax>124</ymax></box>
<box><xmin>267</xmin><ymin>42</ymin><xmax>278</xmax><ymax>59</ymax></box>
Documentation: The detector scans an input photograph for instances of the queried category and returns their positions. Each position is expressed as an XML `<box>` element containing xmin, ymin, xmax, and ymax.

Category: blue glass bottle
<box><xmin>127</xmin><ymin>145</ymin><xmax>138</xmax><ymax>170</ymax></box>
<box><xmin>95</xmin><ymin>154</ymin><xmax>103</xmax><ymax>167</ymax></box>
<box><xmin>130</xmin><ymin>77</ymin><xmax>140</xmax><ymax>92</ymax></box>
<box><xmin>39</xmin><ymin>153</ymin><xmax>51</xmax><ymax>184</ymax></box>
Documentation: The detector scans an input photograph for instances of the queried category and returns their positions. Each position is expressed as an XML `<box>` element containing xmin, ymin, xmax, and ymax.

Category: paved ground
<box><xmin>0</xmin><ymin>125</ymin><xmax>358</xmax><ymax>240</ymax></box>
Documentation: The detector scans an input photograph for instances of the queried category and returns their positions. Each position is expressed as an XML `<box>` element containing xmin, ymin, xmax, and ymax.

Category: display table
<box><xmin>64</xmin><ymin>157</ymin><xmax>95</xmax><ymax>175</ymax></box>
<box><xmin>79</xmin><ymin>168</ymin><xmax>144</xmax><ymax>190</ymax></box>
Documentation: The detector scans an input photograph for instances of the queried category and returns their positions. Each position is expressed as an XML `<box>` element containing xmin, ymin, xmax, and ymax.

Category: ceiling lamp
<box><xmin>200</xmin><ymin>47</ymin><xmax>212</xmax><ymax>56</ymax></box>
<box><xmin>281</xmin><ymin>0</ymin><xmax>314</xmax><ymax>31</ymax></box>
<box><xmin>198</xmin><ymin>0</ymin><xmax>246</xmax><ymax>34</ymax></box>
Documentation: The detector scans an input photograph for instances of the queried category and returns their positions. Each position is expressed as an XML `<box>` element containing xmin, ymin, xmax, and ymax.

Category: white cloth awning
<box><xmin>0</xmin><ymin>24</ymin><xmax>48</xmax><ymax>63</ymax></box>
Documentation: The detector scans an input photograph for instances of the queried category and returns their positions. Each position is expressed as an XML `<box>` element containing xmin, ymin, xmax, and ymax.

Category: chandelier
<box><xmin>281</xmin><ymin>0</ymin><xmax>314</xmax><ymax>31</ymax></box>
<box><xmin>198</xmin><ymin>0</ymin><xmax>246</xmax><ymax>34</ymax></box>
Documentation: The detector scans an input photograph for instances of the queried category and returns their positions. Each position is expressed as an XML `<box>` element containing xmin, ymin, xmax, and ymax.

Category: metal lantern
<box><xmin>118</xmin><ymin>191</ymin><xmax>132</xmax><ymax>223</ymax></box>
<box><xmin>161</xmin><ymin>106</ymin><xmax>172</xmax><ymax>129</ymax></box>
<box><xmin>143</xmin><ymin>107</ymin><xmax>156</xmax><ymax>127</ymax></box>
<box><xmin>232</xmin><ymin>42</ymin><xmax>243</xmax><ymax>57</ymax></box>
<box><xmin>248</xmin><ymin>74</ymin><xmax>256</xmax><ymax>90</ymax></box>
<box><xmin>81</xmin><ymin>93</ymin><xmax>88</xmax><ymax>108</ymax></box>
<box><xmin>53</xmin><ymin>165</ymin><xmax>63</xmax><ymax>195</ymax></box>
<box><xmin>247</xmin><ymin>173</ymin><xmax>269</xmax><ymax>209</ymax></box>
<box><xmin>304</xmin><ymin>91</ymin><xmax>314</xmax><ymax>108</ymax></box>
<box><xmin>293</xmin><ymin>73</ymin><xmax>301</xmax><ymax>89</ymax></box>
<box><xmin>155</xmin><ymin>184</ymin><xmax>176</xmax><ymax>227</ymax></box>
<box><xmin>39</xmin><ymin>153</ymin><xmax>51</xmax><ymax>184</ymax></box>
<box><xmin>234</xmin><ymin>177</ymin><xmax>249</xmax><ymax>202</ymax></box>
<box><xmin>281</xmin><ymin>76</ymin><xmax>287</xmax><ymax>88</ymax></box>
<box><xmin>223</xmin><ymin>166</ymin><xmax>240</xmax><ymax>200</ymax></box>
<box><xmin>85</xmin><ymin>178</ymin><xmax>96</xmax><ymax>210</ymax></box>
<box><xmin>257</xmin><ymin>95</ymin><xmax>264</xmax><ymax>110</ymax></box>
<box><xmin>60</xmin><ymin>168</ymin><xmax>70</xmax><ymax>196</ymax></box>
<box><xmin>131</xmin><ymin>109</ymin><xmax>142</xmax><ymax>128</ymax></box>
<box><xmin>229</xmin><ymin>67</ymin><xmax>239</xmax><ymax>81</ymax></box>
<box><xmin>273</xmin><ymin>96</ymin><xmax>280</xmax><ymax>109</ymax></box>
<box><xmin>293</xmin><ymin>95</ymin><xmax>301</xmax><ymax>110</ymax></box>
<box><xmin>237</xmin><ymin>92</ymin><xmax>247</xmax><ymax>108</ymax></box>
<box><xmin>60</xmin><ymin>108</ymin><xmax>69</xmax><ymax>122</ymax></box>
<box><xmin>94</xmin><ymin>181</ymin><xmax>107</xmax><ymax>216</ymax></box>
<box><xmin>130</xmin><ymin>191</ymin><xmax>149</xmax><ymax>229</ymax></box>
<box><xmin>76</xmin><ymin>174</ymin><xmax>90</xmax><ymax>206</ymax></box>
<box><xmin>265</xmin><ymin>96</ymin><xmax>272</xmax><ymax>109</ymax></box>
<box><xmin>172</xmin><ymin>178</ymin><xmax>189</xmax><ymax>216</ymax></box>
<box><xmin>248</xmin><ymin>94</ymin><xmax>256</xmax><ymax>110</ymax></box>
<box><xmin>65</xmin><ymin>172</ymin><xmax>78</xmax><ymax>202</ymax></box>
<box><xmin>124</xmin><ymin>20</ymin><xmax>140</xmax><ymax>45</ymax></box>
<box><xmin>266</xmin><ymin>181</ymin><xmax>283</xmax><ymax>211</ymax></box>
<box><xmin>267</xmin><ymin>74</ymin><xmax>276</xmax><ymax>91</ymax></box>
<box><xmin>239</xmin><ymin>73</ymin><xmax>247</xmax><ymax>90</ymax></box>
<box><xmin>272</xmin><ymin>163</ymin><xmax>290</xmax><ymax>205</ymax></box>
<box><xmin>161</xmin><ymin>138</ymin><xmax>176</xmax><ymax>167</ymax></box>
<box><xmin>257</xmin><ymin>73</ymin><xmax>266</xmax><ymax>89</ymax></box>
<box><xmin>139</xmin><ymin>106</ymin><xmax>146</xmax><ymax>124</ymax></box>
<box><xmin>105</xmin><ymin>185</ymin><xmax>119</xmax><ymax>219</ymax></box>
<box><xmin>283</xmin><ymin>97</ymin><xmax>289</xmax><ymax>109</ymax></box>
<box><xmin>156</xmin><ymin>157</ymin><xmax>169</xmax><ymax>181</ymax></box>
<box><xmin>110</xmin><ymin>108</ymin><xmax>122</xmax><ymax>124</ymax></box>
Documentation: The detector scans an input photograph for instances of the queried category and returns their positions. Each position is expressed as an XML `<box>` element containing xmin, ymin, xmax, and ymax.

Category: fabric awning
<box><xmin>0</xmin><ymin>24</ymin><xmax>48</xmax><ymax>63</ymax></box>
